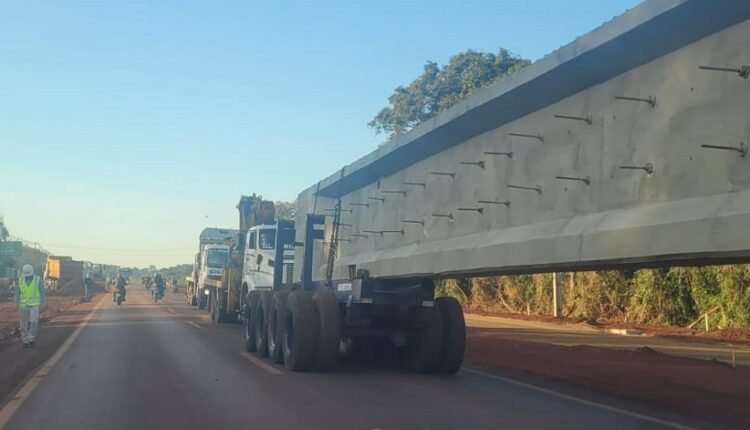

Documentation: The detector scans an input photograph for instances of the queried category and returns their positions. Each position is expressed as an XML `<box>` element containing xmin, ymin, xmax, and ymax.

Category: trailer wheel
<box><xmin>435</xmin><ymin>297</ymin><xmax>466</xmax><ymax>374</ymax></box>
<box><xmin>268</xmin><ymin>291</ymin><xmax>289</xmax><ymax>364</ymax></box>
<box><xmin>212</xmin><ymin>290</ymin><xmax>232</xmax><ymax>324</ymax></box>
<box><xmin>408</xmin><ymin>305</ymin><xmax>444</xmax><ymax>373</ymax></box>
<box><xmin>312</xmin><ymin>290</ymin><xmax>341</xmax><ymax>370</ymax></box>
<box><xmin>244</xmin><ymin>291</ymin><xmax>260</xmax><ymax>352</ymax></box>
<box><xmin>197</xmin><ymin>286</ymin><xmax>206</xmax><ymax>310</ymax></box>
<box><xmin>282</xmin><ymin>291</ymin><xmax>317</xmax><ymax>371</ymax></box>
<box><xmin>254</xmin><ymin>291</ymin><xmax>272</xmax><ymax>357</ymax></box>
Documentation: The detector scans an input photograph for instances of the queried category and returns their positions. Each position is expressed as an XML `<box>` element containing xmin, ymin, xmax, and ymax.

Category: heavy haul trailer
<box><xmin>242</xmin><ymin>214</ymin><xmax>466</xmax><ymax>373</ymax></box>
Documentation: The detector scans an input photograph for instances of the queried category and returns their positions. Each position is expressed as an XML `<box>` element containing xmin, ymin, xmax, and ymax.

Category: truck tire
<box><xmin>282</xmin><ymin>291</ymin><xmax>317</xmax><ymax>371</ymax></box>
<box><xmin>408</xmin><ymin>305</ymin><xmax>444</xmax><ymax>373</ymax></box>
<box><xmin>254</xmin><ymin>291</ymin><xmax>272</xmax><ymax>357</ymax></box>
<box><xmin>244</xmin><ymin>291</ymin><xmax>260</xmax><ymax>352</ymax></box>
<box><xmin>435</xmin><ymin>297</ymin><xmax>466</xmax><ymax>374</ymax></box>
<box><xmin>198</xmin><ymin>287</ymin><xmax>207</xmax><ymax>310</ymax></box>
<box><xmin>212</xmin><ymin>290</ymin><xmax>232</xmax><ymax>324</ymax></box>
<box><xmin>312</xmin><ymin>290</ymin><xmax>341</xmax><ymax>370</ymax></box>
<box><xmin>268</xmin><ymin>291</ymin><xmax>290</xmax><ymax>364</ymax></box>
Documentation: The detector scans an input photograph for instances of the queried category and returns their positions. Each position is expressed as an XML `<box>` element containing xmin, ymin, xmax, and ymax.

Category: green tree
<box><xmin>275</xmin><ymin>201</ymin><xmax>296</xmax><ymax>220</ymax></box>
<box><xmin>369</xmin><ymin>49</ymin><xmax>529</xmax><ymax>140</ymax></box>
<box><xmin>0</xmin><ymin>216</ymin><xmax>8</xmax><ymax>241</ymax></box>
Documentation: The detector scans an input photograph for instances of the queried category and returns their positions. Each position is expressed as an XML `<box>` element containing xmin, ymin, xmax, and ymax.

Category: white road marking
<box><xmin>240</xmin><ymin>352</ymin><xmax>283</xmax><ymax>375</ymax></box>
<box><xmin>462</xmin><ymin>367</ymin><xmax>697</xmax><ymax>430</ymax></box>
<box><xmin>0</xmin><ymin>294</ymin><xmax>108</xmax><ymax>429</ymax></box>
<box><xmin>186</xmin><ymin>321</ymin><xmax>202</xmax><ymax>329</ymax></box>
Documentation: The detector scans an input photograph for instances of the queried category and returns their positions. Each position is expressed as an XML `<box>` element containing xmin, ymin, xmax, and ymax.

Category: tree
<box><xmin>369</xmin><ymin>49</ymin><xmax>529</xmax><ymax>141</ymax></box>
<box><xmin>275</xmin><ymin>201</ymin><xmax>296</xmax><ymax>220</ymax></box>
<box><xmin>0</xmin><ymin>216</ymin><xmax>8</xmax><ymax>241</ymax></box>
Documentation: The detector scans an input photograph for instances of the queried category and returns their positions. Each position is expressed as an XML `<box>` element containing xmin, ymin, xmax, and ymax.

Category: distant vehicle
<box><xmin>44</xmin><ymin>256</ymin><xmax>84</xmax><ymax>291</ymax></box>
<box><xmin>186</xmin><ymin>227</ymin><xmax>239</xmax><ymax>310</ymax></box>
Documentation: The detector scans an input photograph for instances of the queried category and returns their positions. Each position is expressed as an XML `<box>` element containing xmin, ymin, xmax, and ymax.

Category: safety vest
<box><xmin>18</xmin><ymin>275</ymin><xmax>41</xmax><ymax>307</ymax></box>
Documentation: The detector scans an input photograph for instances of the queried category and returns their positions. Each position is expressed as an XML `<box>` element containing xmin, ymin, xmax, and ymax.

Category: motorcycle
<box><xmin>114</xmin><ymin>287</ymin><xmax>125</xmax><ymax>306</ymax></box>
<box><xmin>152</xmin><ymin>288</ymin><xmax>164</xmax><ymax>304</ymax></box>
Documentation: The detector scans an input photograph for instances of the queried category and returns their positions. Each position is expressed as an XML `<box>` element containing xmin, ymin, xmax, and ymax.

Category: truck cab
<box><xmin>199</xmin><ymin>244</ymin><xmax>230</xmax><ymax>291</ymax></box>
<box><xmin>241</xmin><ymin>223</ymin><xmax>294</xmax><ymax>292</ymax></box>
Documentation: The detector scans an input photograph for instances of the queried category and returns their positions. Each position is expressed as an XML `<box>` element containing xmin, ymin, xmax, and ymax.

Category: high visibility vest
<box><xmin>18</xmin><ymin>275</ymin><xmax>41</xmax><ymax>307</ymax></box>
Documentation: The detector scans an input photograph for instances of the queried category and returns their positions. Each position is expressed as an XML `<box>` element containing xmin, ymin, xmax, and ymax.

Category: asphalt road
<box><xmin>0</xmin><ymin>287</ymin><xmax>723</xmax><ymax>430</ymax></box>
<box><xmin>465</xmin><ymin>314</ymin><xmax>750</xmax><ymax>366</ymax></box>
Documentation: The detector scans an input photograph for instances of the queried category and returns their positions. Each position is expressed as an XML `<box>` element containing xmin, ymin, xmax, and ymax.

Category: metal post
<box><xmin>553</xmin><ymin>272</ymin><xmax>562</xmax><ymax>318</ymax></box>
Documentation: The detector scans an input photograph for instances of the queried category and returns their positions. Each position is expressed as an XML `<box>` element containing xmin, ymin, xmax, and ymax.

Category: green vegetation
<box><xmin>0</xmin><ymin>216</ymin><xmax>8</xmax><ymax>241</ymax></box>
<box><xmin>436</xmin><ymin>266</ymin><xmax>750</xmax><ymax>329</ymax></box>
<box><xmin>369</xmin><ymin>49</ymin><xmax>529</xmax><ymax>140</ymax></box>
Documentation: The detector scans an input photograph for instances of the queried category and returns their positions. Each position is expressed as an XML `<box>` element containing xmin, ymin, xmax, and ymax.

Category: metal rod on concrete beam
<box><xmin>615</xmin><ymin>95</ymin><xmax>656</xmax><ymax>107</ymax></box>
<box><xmin>619</xmin><ymin>163</ymin><xmax>654</xmax><ymax>174</ymax></box>
<box><xmin>381</xmin><ymin>230</ymin><xmax>404</xmax><ymax>235</ymax></box>
<box><xmin>699</xmin><ymin>65</ymin><xmax>750</xmax><ymax>79</ymax></box>
<box><xmin>349</xmin><ymin>234</ymin><xmax>368</xmax><ymax>239</ymax></box>
<box><xmin>402</xmin><ymin>219</ymin><xmax>425</xmax><ymax>226</ymax></box>
<box><xmin>404</xmin><ymin>181</ymin><xmax>427</xmax><ymax>189</ymax></box>
<box><xmin>483</xmin><ymin>151</ymin><xmax>513</xmax><ymax>158</ymax></box>
<box><xmin>380</xmin><ymin>190</ymin><xmax>407</xmax><ymax>196</ymax></box>
<box><xmin>361</xmin><ymin>230</ymin><xmax>383</xmax><ymax>235</ymax></box>
<box><xmin>429</xmin><ymin>171</ymin><xmax>455</xmax><ymax>178</ymax></box>
<box><xmin>554</xmin><ymin>114</ymin><xmax>593</xmax><ymax>125</ymax></box>
<box><xmin>350</xmin><ymin>202</ymin><xmax>370</xmax><ymax>208</ymax></box>
<box><xmin>460</xmin><ymin>161</ymin><xmax>485</xmax><ymax>169</ymax></box>
<box><xmin>336</xmin><ymin>222</ymin><xmax>354</xmax><ymax>227</ymax></box>
<box><xmin>367</xmin><ymin>196</ymin><xmax>385</xmax><ymax>202</ymax></box>
<box><xmin>507</xmin><ymin>184</ymin><xmax>543</xmax><ymax>195</ymax></box>
<box><xmin>457</xmin><ymin>207</ymin><xmax>484</xmax><ymax>213</ymax></box>
<box><xmin>555</xmin><ymin>175</ymin><xmax>591</xmax><ymax>185</ymax></box>
<box><xmin>701</xmin><ymin>142</ymin><xmax>747</xmax><ymax>157</ymax></box>
<box><xmin>431</xmin><ymin>213</ymin><xmax>454</xmax><ymax>221</ymax></box>
<box><xmin>324</xmin><ymin>208</ymin><xmax>353</xmax><ymax>213</ymax></box>
<box><xmin>509</xmin><ymin>132</ymin><xmax>544</xmax><ymax>142</ymax></box>
<box><xmin>478</xmin><ymin>199</ymin><xmax>510</xmax><ymax>207</ymax></box>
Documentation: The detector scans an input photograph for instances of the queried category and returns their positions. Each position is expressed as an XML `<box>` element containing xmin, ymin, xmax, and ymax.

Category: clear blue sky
<box><xmin>0</xmin><ymin>0</ymin><xmax>640</xmax><ymax>267</ymax></box>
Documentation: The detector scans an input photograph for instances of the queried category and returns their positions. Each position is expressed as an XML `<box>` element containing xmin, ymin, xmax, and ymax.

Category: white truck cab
<box><xmin>241</xmin><ymin>223</ymin><xmax>294</xmax><ymax>292</ymax></box>
<box><xmin>199</xmin><ymin>244</ymin><xmax>230</xmax><ymax>291</ymax></box>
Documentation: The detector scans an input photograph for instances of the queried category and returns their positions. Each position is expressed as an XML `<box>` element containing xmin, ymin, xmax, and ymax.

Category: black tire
<box><xmin>244</xmin><ymin>291</ymin><xmax>260</xmax><ymax>352</ymax></box>
<box><xmin>198</xmin><ymin>287</ymin><xmax>206</xmax><ymax>310</ymax></box>
<box><xmin>254</xmin><ymin>291</ymin><xmax>272</xmax><ymax>357</ymax></box>
<box><xmin>312</xmin><ymin>290</ymin><xmax>341</xmax><ymax>370</ymax></box>
<box><xmin>213</xmin><ymin>290</ymin><xmax>232</xmax><ymax>324</ymax></box>
<box><xmin>435</xmin><ymin>297</ymin><xmax>466</xmax><ymax>374</ymax></box>
<box><xmin>268</xmin><ymin>291</ymin><xmax>289</xmax><ymax>364</ymax></box>
<box><xmin>282</xmin><ymin>291</ymin><xmax>317</xmax><ymax>371</ymax></box>
<box><xmin>408</xmin><ymin>305</ymin><xmax>444</xmax><ymax>373</ymax></box>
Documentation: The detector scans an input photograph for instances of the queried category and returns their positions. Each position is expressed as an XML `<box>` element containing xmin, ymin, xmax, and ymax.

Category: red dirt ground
<box><xmin>0</xmin><ymin>296</ymin><xmax>82</xmax><ymax>342</ymax></box>
<box><xmin>464</xmin><ymin>330</ymin><xmax>750</xmax><ymax>428</ymax></box>
<box><xmin>470</xmin><ymin>309</ymin><xmax>750</xmax><ymax>344</ymax></box>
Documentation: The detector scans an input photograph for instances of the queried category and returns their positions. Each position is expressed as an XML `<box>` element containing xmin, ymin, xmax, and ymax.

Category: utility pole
<box><xmin>552</xmin><ymin>272</ymin><xmax>563</xmax><ymax>317</ymax></box>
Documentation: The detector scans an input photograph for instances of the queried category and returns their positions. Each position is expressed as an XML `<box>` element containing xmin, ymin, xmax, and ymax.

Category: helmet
<box><xmin>22</xmin><ymin>264</ymin><xmax>34</xmax><ymax>276</ymax></box>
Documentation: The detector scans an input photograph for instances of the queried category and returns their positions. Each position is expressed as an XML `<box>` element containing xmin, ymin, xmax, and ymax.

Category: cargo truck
<box><xmin>216</xmin><ymin>194</ymin><xmax>466</xmax><ymax>374</ymax></box>
<box><xmin>186</xmin><ymin>228</ymin><xmax>238</xmax><ymax>309</ymax></box>
<box><xmin>44</xmin><ymin>256</ymin><xmax>84</xmax><ymax>291</ymax></box>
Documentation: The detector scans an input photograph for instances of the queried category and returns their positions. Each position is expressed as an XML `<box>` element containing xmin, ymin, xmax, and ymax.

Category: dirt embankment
<box><xmin>469</xmin><ymin>309</ymin><xmax>750</xmax><ymax>344</ymax></box>
<box><xmin>0</xmin><ymin>291</ymin><xmax>90</xmax><ymax>343</ymax></box>
<box><xmin>464</xmin><ymin>330</ymin><xmax>750</xmax><ymax>428</ymax></box>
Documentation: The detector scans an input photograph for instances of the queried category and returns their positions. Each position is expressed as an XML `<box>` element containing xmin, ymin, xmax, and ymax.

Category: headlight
<box><xmin>204</xmin><ymin>289</ymin><xmax>210</xmax><ymax>295</ymax></box>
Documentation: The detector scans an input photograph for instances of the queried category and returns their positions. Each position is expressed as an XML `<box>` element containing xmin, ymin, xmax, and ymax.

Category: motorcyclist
<box><xmin>153</xmin><ymin>273</ymin><xmax>165</xmax><ymax>299</ymax></box>
<box><xmin>113</xmin><ymin>274</ymin><xmax>127</xmax><ymax>303</ymax></box>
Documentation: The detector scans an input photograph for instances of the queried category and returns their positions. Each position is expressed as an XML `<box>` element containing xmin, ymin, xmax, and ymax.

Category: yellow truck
<box><xmin>44</xmin><ymin>256</ymin><xmax>84</xmax><ymax>291</ymax></box>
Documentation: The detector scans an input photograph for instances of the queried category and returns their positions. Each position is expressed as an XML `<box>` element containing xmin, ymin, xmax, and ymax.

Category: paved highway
<box><xmin>0</xmin><ymin>287</ymin><xmax>723</xmax><ymax>430</ymax></box>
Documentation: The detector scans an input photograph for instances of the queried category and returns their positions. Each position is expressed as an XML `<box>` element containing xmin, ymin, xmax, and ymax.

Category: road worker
<box><xmin>14</xmin><ymin>264</ymin><xmax>46</xmax><ymax>349</ymax></box>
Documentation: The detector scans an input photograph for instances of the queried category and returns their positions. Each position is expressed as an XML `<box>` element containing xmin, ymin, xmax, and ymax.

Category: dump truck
<box><xmin>203</xmin><ymin>195</ymin><xmax>280</xmax><ymax>323</ymax></box>
<box><xmin>44</xmin><ymin>256</ymin><xmax>84</xmax><ymax>291</ymax></box>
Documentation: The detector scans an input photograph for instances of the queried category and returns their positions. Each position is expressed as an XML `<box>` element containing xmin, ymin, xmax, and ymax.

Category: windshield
<box><xmin>206</xmin><ymin>249</ymin><xmax>228</xmax><ymax>267</ymax></box>
<box><xmin>259</xmin><ymin>229</ymin><xmax>275</xmax><ymax>250</ymax></box>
